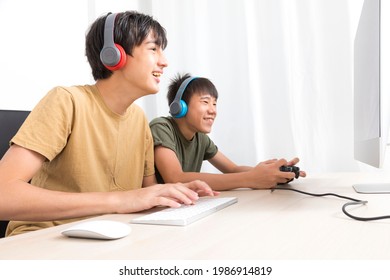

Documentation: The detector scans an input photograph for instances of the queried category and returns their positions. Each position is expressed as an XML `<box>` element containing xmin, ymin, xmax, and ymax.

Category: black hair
<box><xmin>85</xmin><ymin>11</ymin><xmax>168</xmax><ymax>80</ymax></box>
<box><xmin>167</xmin><ymin>73</ymin><xmax>218</xmax><ymax>106</ymax></box>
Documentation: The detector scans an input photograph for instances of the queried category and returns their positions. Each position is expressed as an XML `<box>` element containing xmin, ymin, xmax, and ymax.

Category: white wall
<box><xmin>1</xmin><ymin>0</ymin><xmax>388</xmax><ymax>173</ymax></box>
<box><xmin>0</xmin><ymin>0</ymin><xmax>90</xmax><ymax>110</ymax></box>
<box><xmin>0</xmin><ymin>0</ymin><xmax>143</xmax><ymax>110</ymax></box>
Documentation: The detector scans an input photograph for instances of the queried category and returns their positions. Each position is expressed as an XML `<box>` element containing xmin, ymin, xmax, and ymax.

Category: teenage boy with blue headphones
<box><xmin>0</xmin><ymin>12</ymin><xmax>215</xmax><ymax>237</ymax></box>
<box><xmin>150</xmin><ymin>73</ymin><xmax>306</xmax><ymax>190</ymax></box>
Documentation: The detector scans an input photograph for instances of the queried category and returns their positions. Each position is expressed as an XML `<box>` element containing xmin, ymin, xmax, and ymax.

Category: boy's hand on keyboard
<box><xmin>115</xmin><ymin>180</ymin><xmax>215</xmax><ymax>213</ymax></box>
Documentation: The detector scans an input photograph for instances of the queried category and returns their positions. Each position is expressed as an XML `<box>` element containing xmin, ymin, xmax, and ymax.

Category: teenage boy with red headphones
<box><xmin>0</xmin><ymin>12</ymin><xmax>215</xmax><ymax>237</ymax></box>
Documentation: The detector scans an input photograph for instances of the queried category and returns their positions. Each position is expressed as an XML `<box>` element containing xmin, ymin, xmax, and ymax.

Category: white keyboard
<box><xmin>131</xmin><ymin>197</ymin><xmax>237</xmax><ymax>226</ymax></box>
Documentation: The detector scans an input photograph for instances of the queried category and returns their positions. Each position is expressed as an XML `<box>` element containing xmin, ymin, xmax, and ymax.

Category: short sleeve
<box><xmin>11</xmin><ymin>87</ymin><xmax>74</xmax><ymax>161</ymax></box>
<box><xmin>150</xmin><ymin>118</ymin><xmax>178</xmax><ymax>153</ymax></box>
<box><xmin>202</xmin><ymin>135</ymin><xmax>218</xmax><ymax>160</ymax></box>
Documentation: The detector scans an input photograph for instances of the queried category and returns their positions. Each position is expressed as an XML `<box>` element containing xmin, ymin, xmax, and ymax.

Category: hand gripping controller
<box><xmin>279</xmin><ymin>165</ymin><xmax>300</xmax><ymax>179</ymax></box>
<box><xmin>279</xmin><ymin>165</ymin><xmax>300</xmax><ymax>184</ymax></box>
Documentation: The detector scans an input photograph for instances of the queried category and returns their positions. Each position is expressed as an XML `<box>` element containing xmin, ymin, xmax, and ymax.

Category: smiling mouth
<box><xmin>152</xmin><ymin>72</ymin><xmax>161</xmax><ymax>77</ymax></box>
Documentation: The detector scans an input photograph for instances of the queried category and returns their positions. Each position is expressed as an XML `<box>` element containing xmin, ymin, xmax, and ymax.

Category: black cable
<box><xmin>342</xmin><ymin>201</ymin><xmax>390</xmax><ymax>221</ymax></box>
<box><xmin>272</xmin><ymin>187</ymin><xmax>390</xmax><ymax>221</ymax></box>
<box><xmin>272</xmin><ymin>187</ymin><xmax>363</xmax><ymax>202</ymax></box>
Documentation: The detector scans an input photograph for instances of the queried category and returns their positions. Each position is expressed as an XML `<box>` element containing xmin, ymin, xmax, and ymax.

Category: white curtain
<box><xmin>137</xmin><ymin>0</ymin><xmax>364</xmax><ymax>172</ymax></box>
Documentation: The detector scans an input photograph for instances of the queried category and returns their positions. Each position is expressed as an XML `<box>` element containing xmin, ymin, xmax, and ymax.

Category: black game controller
<box><xmin>280</xmin><ymin>165</ymin><xmax>300</xmax><ymax>179</ymax></box>
<box><xmin>278</xmin><ymin>165</ymin><xmax>300</xmax><ymax>184</ymax></box>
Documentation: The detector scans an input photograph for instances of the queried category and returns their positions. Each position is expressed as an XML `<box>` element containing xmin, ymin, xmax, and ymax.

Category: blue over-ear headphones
<box><xmin>100</xmin><ymin>13</ymin><xmax>126</xmax><ymax>71</ymax></box>
<box><xmin>169</xmin><ymin>77</ymin><xmax>198</xmax><ymax>118</ymax></box>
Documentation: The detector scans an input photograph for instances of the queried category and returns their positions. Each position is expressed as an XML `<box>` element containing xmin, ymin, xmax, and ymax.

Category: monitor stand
<box><xmin>353</xmin><ymin>183</ymin><xmax>390</xmax><ymax>194</ymax></box>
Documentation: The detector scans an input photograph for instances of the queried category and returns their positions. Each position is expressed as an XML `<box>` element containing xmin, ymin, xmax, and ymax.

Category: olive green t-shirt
<box><xmin>7</xmin><ymin>85</ymin><xmax>154</xmax><ymax>236</ymax></box>
<box><xmin>149</xmin><ymin>116</ymin><xmax>218</xmax><ymax>183</ymax></box>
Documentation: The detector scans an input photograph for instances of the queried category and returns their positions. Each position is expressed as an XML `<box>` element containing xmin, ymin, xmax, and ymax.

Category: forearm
<box><xmin>0</xmin><ymin>179</ymin><xmax>214</xmax><ymax>221</ymax></box>
<box><xmin>163</xmin><ymin>171</ymin><xmax>258</xmax><ymax>191</ymax></box>
<box><xmin>230</xmin><ymin>165</ymin><xmax>253</xmax><ymax>173</ymax></box>
<box><xmin>0</xmin><ymin>180</ymin><xmax>118</xmax><ymax>221</ymax></box>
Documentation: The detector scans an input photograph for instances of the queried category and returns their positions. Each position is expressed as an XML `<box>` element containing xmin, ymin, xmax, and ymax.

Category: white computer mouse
<box><xmin>61</xmin><ymin>220</ymin><xmax>131</xmax><ymax>240</ymax></box>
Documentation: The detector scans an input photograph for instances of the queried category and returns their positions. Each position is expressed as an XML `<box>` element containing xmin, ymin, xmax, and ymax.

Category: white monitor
<box><xmin>353</xmin><ymin>0</ymin><xmax>390</xmax><ymax>193</ymax></box>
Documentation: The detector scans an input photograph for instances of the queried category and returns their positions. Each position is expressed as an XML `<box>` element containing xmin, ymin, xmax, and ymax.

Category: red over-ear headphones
<box><xmin>100</xmin><ymin>13</ymin><xmax>126</xmax><ymax>71</ymax></box>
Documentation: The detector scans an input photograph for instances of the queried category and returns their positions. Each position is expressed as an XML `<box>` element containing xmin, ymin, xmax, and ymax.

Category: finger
<box><xmin>275</xmin><ymin>176</ymin><xmax>294</xmax><ymax>185</ymax></box>
<box><xmin>153</xmin><ymin>196</ymin><xmax>182</xmax><ymax>208</ymax></box>
<box><xmin>186</xmin><ymin>180</ymin><xmax>215</xmax><ymax>196</ymax></box>
<box><xmin>262</xmin><ymin>158</ymin><xmax>278</xmax><ymax>164</ymax></box>
<box><xmin>287</xmin><ymin>157</ymin><xmax>299</xmax><ymax>166</ymax></box>
<box><xmin>166</xmin><ymin>184</ymin><xmax>199</xmax><ymax>204</ymax></box>
<box><xmin>197</xmin><ymin>190</ymin><xmax>220</xmax><ymax>197</ymax></box>
<box><xmin>277</xmin><ymin>167</ymin><xmax>295</xmax><ymax>180</ymax></box>
<box><xmin>276</xmin><ymin>158</ymin><xmax>288</xmax><ymax>167</ymax></box>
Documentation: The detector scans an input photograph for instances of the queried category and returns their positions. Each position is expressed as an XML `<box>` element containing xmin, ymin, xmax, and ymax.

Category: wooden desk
<box><xmin>1</xmin><ymin>172</ymin><xmax>390</xmax><ymax>260</ymax></box>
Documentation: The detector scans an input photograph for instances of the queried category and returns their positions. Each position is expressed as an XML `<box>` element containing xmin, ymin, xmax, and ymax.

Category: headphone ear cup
<box><xmin>175</xmin><ymin>100</ymin><xmax>188</xmax><ymax>118</ymax></box>
<box><xmin>104</xmin><ymin>44</ymin><xmax>126</xmax><ymax>71</ymax></box>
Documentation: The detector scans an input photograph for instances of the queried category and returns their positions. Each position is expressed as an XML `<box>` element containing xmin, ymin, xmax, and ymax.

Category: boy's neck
<box><xmin>95</xmin><ymin>79</ymin><xmax>138</xmax><ymax>115</ymax></box>
<box><xmin>173</xmin><ymin>118</ymin><xmax>196</xmax><ymax>141</ymax></box>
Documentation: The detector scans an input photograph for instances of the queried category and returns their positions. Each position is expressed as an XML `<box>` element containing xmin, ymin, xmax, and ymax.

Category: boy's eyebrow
<box><xmin>144</xmin><ymin>39</ymin><xmax>165</xmax><ymax>48</ymax></box>
<box><xmin>144</xmin><ymin>40</ymin><xmax>158</xmax><ymax>45</ymax></box>
<box><xmin>146</xmin><ymin>37</ymin><xmax>158</xmax><ymax>42</ymax></box>
<box><xmin>199</xmin><ymin>95</ymin><xmax>217</xmax><ymax>101</ymax></box>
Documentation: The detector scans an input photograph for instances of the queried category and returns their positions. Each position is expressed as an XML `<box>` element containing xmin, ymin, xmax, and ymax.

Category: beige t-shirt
<box><xmin>7</xmin><ymin>85</ymin><xmax>154</xmax><ymax>236</ymax></box>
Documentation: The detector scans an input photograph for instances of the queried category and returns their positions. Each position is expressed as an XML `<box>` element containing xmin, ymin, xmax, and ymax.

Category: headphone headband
<box><xmin>100</xmin><ymin>13</ymin><xmax>126</xmax><ymax>70</ymax></box>
<box><xmin>104</xmin><ymin>13</ymin><xmax>116</xmax><ymax>50</ymax></box>
<box><xmin>173</xmin><ymin>77</ymin><xmax>198</xmax><ymax>103</ymax></box>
